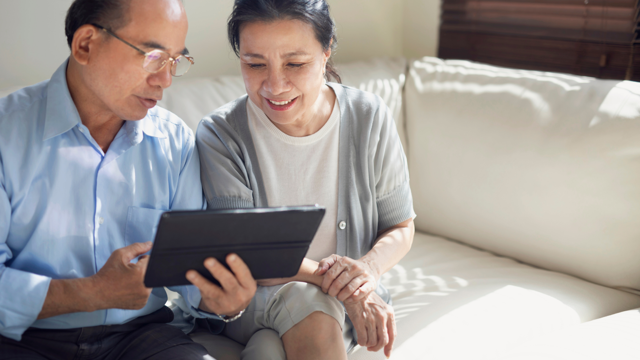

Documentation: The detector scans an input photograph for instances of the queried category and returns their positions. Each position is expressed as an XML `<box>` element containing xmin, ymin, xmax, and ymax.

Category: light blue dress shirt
<box><xmin>0</xmin><ymin>60</ymin><xmax>215</xmax><ymax>341</ymax></box>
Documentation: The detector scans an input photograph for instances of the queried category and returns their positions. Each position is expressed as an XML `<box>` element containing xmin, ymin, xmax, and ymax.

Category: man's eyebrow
<box><xmin>141</xmin><ymin>41</ymin><xmax>167</xmax><ymax>51</ymax></box>
<box><xmin>141</xmin><ymin>41</ymin><xmax>189</xmax><ymax>56</ymax></box>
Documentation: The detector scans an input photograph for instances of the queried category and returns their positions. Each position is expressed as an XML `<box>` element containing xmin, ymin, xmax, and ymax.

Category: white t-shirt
<box><xmin>247</xmin><ymin>98</ymin><xmax>340</xmax><ymax>262</ymax></box>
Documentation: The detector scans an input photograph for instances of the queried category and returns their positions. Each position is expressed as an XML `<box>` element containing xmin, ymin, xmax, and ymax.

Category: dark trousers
<box><xmin>0</xmin><ymin>307</ymin><xmax>210</xmax><ymax>360</ymax></box>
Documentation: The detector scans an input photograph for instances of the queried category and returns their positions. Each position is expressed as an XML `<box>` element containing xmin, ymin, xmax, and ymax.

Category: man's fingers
<box><xmin>225</xmin><ymin>254</ymin><xmax>256</xmax><ymax>290</ymax></box>
<box><xmin>120</xmin><ymin>241</ymin><xmax>153</xmax><ymax>263</ymax></box>
<box><xmin>384</xmin><ymin>311</ymin><xmax>396</xmax><ymax>358</ymax></box>
<box><xmin>328</xmin><ymin>270</ymin><xmax>355</xmax><ymax>297</ymax></box>
<box><xmin>203</xmin><ymin>258</ymin><xmax>239</xmax><ymax>292</ymax></box>
<box><xmin>136</xmin><ymin>255</ymin><xmax>150</xmax><ymax>274</ymax></box>
<box><xmin>186</xmin><ymin>269</ymin><xmax>223</xmax><ymax>299</ymax></box>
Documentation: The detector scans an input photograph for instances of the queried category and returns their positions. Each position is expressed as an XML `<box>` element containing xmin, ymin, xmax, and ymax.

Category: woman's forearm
<box><xmin>360</xmin><ymin>218</ymin><xmax>415</xmax><ymax>280</ymax></box>
<box><xmin>294</xmin><ymin>258</ymin><xmax>324</xmax><ymax>287</ymax></box>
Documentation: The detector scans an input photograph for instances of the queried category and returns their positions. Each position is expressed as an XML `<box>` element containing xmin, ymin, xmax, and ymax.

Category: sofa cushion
<box><xmin>405</xmin><ymin>57</ymin><xmax>640</xmax><ymax>292</ymax></box>
<box><xmin>496</xmin><ymin>308</ymin><xmax>640</xmax><ymax>360</ymax></box>
<box><xmin>349</xmin><ymin>232</ymin><xmax>640</xmax><ymax>360</ymax></box>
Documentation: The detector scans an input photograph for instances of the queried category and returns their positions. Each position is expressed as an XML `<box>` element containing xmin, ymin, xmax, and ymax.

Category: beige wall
<box><xmin>0</xmin><ymin>0</ymin><xmax>440</xmax><ymax>90</ymax></box>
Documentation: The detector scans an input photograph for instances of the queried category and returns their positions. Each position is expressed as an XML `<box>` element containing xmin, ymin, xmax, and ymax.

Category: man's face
<box><xmin>82</xmin><ymin>0</ymin><xmax>188</xmax><ymax>121</ymax></box>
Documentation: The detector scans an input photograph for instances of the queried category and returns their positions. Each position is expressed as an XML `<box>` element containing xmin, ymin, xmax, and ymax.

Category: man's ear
<box><xmin>71</xmin><ymin>24</ymin><xmax>101</xmax><ymax>66</ymax></box>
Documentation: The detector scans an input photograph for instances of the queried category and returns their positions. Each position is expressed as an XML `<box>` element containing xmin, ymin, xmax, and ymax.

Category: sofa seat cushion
<box><xmin>496</xmin><ymin>308</ymin><xmax>640</xmax><ymax>360</ymax></box>
<box><xmin>348</xmin><ymin>231</ymin><xmax>640</xmax><ymax>360</ymax></box>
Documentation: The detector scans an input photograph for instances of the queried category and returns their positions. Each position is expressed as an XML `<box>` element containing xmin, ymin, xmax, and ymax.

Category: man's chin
<box><xmin>121</xmin><ymin>108</ymin><xmax>150</xmax><ymax>121</ymax></box>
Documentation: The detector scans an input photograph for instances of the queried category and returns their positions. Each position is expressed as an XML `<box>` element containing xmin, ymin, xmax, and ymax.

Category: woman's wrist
<box><xmin>359</xmin><ymin>255</ymin><xmax>382</xmax><ymax>283</ymax></box>
<box><xmin>298</xmin><ymin>258</ymin><xmax>323</xmax><ymax>287</ymax></box>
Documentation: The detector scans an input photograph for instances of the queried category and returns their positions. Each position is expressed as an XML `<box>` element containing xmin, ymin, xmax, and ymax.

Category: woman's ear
<box><xmin>71</xmin><ymin>24</ymin><xmax>101</xmax><ymax>66</ymax></box>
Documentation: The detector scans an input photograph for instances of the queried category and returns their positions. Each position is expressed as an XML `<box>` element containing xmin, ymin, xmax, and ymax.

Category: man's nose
<box><xmin>149</xmin><ymin>62</ymin><xmax>173</xmax><ymax>89</ymax></box>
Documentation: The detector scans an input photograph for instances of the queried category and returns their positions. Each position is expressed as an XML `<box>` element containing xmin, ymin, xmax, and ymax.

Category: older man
<box><xmin>0</xmin><ymin>0</ymin><xmax>256</xmax><ymax>358</ymax></box>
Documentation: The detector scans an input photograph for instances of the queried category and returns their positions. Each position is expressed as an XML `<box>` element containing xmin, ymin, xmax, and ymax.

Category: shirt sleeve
<box><xmin>196</xmin><ymin>117</ymin><xmax>254</xmax><ymax>209</ymax></box>
<box><xmin>165</xmin><ymin>129</ymin><xmax>222</xmax><ymax>320</ymax></box>
<box><xmin>372</xmin><ymin>100</ymin><xmax>416</xmax><ymax>232</ymax></box>
<box><xmin>0</xmin><ymin>158</ymin><xmax>52</xmax><ymax>341</ymax></box>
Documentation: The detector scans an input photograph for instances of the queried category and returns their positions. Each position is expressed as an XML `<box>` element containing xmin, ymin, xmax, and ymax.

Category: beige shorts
<box><xmin>203</xmin><ymin>281</ymin><xmax>355</xmax><ymax>360</ymax></box>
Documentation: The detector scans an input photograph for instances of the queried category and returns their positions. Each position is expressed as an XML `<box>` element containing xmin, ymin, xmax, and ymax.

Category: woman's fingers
<box><xmin>365</xmin><ymin>314</ymin><xmax>378</xmax><ymax>348</ymax></box>
<box><xmin>315</xmin><ymin>254</ymin><xmax>340</xmax><ymax>275</ymax></box>
<box><xmin>344</xmin><ymin>280</ymin><xmax>376</xmax><ymax>304</ymax></box>
<box><xmin>337</xmin><ymin>276</ymin><xmax>365</xmax><ymax>302</ymax></box>
<box><xmin>384</xmin><ymin>309</ymin><xmax>397</xmax><ymax>358</ymax></box>
<box><xmin>321</xmin><ymin>259</ymin><xmax>348</xmax><ymax>293</ymax></box>
<box><xmin>368</xmin><ymin>309</ymin><xmax>388</xmax><ymax>352</ymax></box>
<box><xmin>328</xmin><ymin>269</ymin><xmax>359</xmax><ymax>297</ymax></box>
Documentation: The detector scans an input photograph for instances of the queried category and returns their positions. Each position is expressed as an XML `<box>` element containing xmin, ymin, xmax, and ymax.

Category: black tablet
<box><xmin>144</xmin><ymin>205</ymin><xmax>325</xmax><ymax>288</ymax></box>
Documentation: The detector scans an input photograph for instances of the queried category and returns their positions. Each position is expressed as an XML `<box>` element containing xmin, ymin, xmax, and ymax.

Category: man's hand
<box><xmin>344</xmin><ymin>291</ymin><xmax>396</xmax><ymax>358</ymax></box>
<box><xmin>90</xmin><ymin>241</ymin><xmax>154</xmax><ymax>310</ymax></box>
<box><xmin>186</xmin><ymin>254</ymin><xmax>257</xmax><ymax>317</ymax></box>
<box><xmin>38</xmin><ymin>241</ymin><xmax>154</xmax><ymax>320</ymax></box>
<box><xmin>316</xmin><ymin>254</ymin><xmax>379</xmax><ymax>303</ymax></box>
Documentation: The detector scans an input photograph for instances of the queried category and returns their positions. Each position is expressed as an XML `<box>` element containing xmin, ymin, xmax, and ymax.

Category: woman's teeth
<box><xmin>269</xmin><ymin>99</ymin><xmax>293</xmax><ymax>105</ymax></box>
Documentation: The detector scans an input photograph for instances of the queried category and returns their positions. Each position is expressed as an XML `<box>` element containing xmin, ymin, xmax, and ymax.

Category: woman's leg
<box><xmin>241</xmin><ymin>329</ymin><xmax>286</xmax><ymax>360</ymax></box>
<box><xmin>281</xmin><ymin>311</ymin><xmax>348</xmax><ymax>360</ymax></box>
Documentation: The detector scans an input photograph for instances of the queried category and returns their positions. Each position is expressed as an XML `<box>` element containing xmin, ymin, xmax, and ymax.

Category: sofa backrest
<box><xmin>405</xmin><ymin>57</ymin><xmax>640</xmax><ymax>292</ymax></box>
<box><xmin>159</xmin><ymin>57</ymin><xmax>408</xmax><ymax>152</ymax></box>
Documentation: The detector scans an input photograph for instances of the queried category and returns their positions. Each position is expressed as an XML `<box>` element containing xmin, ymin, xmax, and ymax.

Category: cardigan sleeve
<box><xmin>196</xmin><ymin>116</ymin><xmax>255</xmax><ymax>209</ymax></box>
<box><xmin>372</xmin><ymin>100</ymin><xmax>416</xmax><ymax>231</ymax></box>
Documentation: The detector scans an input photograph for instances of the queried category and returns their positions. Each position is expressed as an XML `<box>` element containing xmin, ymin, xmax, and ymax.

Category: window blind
<box><xmin>438</xmin><ymin>0</ymin><xmax>640</xmax><ymax>80</ymax></box>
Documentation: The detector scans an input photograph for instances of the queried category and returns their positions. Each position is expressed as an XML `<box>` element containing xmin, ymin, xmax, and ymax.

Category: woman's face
<box><xmin>238</xmin><ymin>19</ymin><xmax>331</xmax><ymax>129</ymax></box>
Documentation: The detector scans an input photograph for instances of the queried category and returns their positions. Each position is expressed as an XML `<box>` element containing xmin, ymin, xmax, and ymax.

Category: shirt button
<box><xmin>338</xmin><ymin>221</ymin><xmax>346</xmax><ymax>230</ymax></box>
<box><xmin>98</xmin><ymin>217</ymin><xmax>104</xmax><ymax>224</ymax></box>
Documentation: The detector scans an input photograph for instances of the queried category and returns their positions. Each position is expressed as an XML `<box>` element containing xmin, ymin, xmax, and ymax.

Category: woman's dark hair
<box><xmin>228</xmin><ymin>0</ymin><xmax>341</xmax><ymax>83</ymax></box>
<box><xmin>65</xmin><ymin>0</ymin><xmax>130</xmax><ymax>48</ymax></box>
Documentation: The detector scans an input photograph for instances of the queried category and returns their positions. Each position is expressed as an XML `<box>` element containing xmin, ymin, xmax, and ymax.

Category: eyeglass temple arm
<box><xmin>92</xmin><ymin>24</ymin><xmax>147</xmax><ymax>56</ymax></box>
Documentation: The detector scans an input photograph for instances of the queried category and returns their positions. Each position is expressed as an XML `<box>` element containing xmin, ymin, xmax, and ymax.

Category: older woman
<box><xmin>194</xmin><ymin>0</ymin><xmax>415</xmax><ymax>359</ymax></box>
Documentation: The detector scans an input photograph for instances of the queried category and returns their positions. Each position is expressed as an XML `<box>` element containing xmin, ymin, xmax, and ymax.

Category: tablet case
<box><xmin>144</xmin><ymin>206</ymin><xmax>325</xmax><ymax>288</ymax></box>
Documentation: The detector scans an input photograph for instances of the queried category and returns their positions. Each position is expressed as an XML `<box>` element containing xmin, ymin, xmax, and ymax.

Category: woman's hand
<box><xmin>315</xmin><ymin>254</ymin><xmax>379</xmax><ymax>303</ymax></box>
<box><xmin>344</xmin><ymin>291</ymin><xmax>396</xmax><ymax>357</ymax></box>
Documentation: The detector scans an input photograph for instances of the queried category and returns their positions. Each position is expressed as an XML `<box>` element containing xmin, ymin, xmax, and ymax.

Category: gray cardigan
<box><xmin>196</xmin><ymin>83</ymin><xmax>415</xmax><ymax>302</ymax></box>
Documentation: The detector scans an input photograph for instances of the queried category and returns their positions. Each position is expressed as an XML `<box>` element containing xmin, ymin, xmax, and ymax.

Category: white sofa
<box><xmin>3</xmin><ymin>57</ymin><xmax>639</xmax><ymax>359</ymax></box>
<box><xmin>159</xmin><ymin>57</ymin><xmax>640</xmax><ymax>360</ymax></box>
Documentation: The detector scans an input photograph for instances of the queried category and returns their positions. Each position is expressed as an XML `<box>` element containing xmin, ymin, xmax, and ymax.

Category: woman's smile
<box><xmin>264</xmin><ymin>96</ymin><xmax>299</xmax><ymax>111</ymax></box>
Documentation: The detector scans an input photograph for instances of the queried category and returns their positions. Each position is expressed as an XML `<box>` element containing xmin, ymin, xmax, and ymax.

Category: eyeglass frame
<box><xmin>91</xmin><ymin>23</ymin><xmax>194</xmax><ymax>77</ymax></box>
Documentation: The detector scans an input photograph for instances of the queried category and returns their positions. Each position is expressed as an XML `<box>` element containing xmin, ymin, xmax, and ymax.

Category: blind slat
<box><xmin>439</xmin><ymin>0</ymin><xmax>640</xmax><ymax>80</ymax></box>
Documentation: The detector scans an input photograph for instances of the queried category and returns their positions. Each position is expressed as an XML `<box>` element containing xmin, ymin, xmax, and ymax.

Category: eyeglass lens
<box><xmin>142</xmin><ymin>50</ymin><xmax>191</xmax><ymax>76</ymax></box>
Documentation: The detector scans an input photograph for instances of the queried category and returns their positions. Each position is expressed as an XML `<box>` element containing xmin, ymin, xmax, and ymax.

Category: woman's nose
<box><xmin>264</xmin><ymin>67</ymin><xmax>290</xmax><ymax>95</ymax></box>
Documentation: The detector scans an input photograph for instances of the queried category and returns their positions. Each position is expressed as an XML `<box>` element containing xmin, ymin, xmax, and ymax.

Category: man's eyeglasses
<box><xmin>92</xmin><ymin>23</ymin><xmax>194</xmax><ymax>77</ymax></box>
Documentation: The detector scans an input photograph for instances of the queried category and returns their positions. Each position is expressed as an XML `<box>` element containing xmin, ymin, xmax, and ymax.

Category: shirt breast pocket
<box><xmin>124</xmin><ymin>206</ymin><xmax>166</xmax><ymax>248</ymax></box>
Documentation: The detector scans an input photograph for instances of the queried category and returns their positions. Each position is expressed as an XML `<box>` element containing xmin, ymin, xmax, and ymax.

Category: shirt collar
<box><xmin>43</xmin><ymin>59</ymin><xmax>82</xmax><ymax>141</ymax></box>
<box><xmin>44</xmin><ymin>58</ymin><xmax>167</xmax><ymax>143</ymax></box>
<box><xmin>123</xmin><ymin>116</ymin><xmax>167</xmax><ymax>145</ymax></box>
